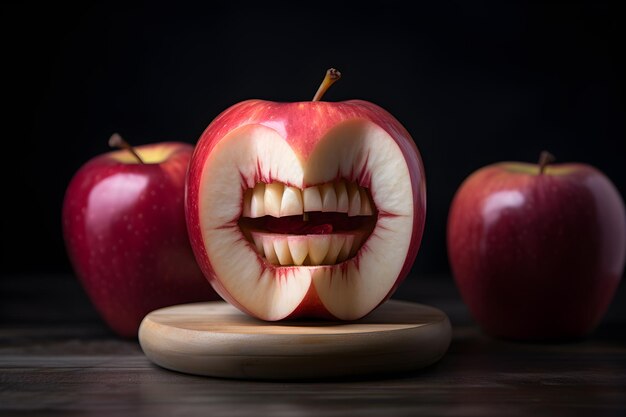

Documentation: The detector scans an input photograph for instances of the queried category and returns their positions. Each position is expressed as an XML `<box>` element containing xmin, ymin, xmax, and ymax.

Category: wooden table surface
<box><xmin>1</xmin><ymin>273</ymin><xmax>625</xmax><ymax>416</ymax></box>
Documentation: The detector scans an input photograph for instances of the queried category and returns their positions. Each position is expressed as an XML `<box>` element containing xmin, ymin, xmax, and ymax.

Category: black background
<box><xmin>3</xmin><ymin>1</ymin><xmax>624</xmax><ymax>278</ymax></box>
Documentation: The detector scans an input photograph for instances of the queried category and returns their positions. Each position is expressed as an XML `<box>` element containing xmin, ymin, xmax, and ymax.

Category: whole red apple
<box><xmin>447</xmin><ymin>152</ymin><xmax>626</xmax><ymax>340</ymax></box>
<box><xmin>186</xmin><ymin>69</ymin><xmax>427</xmax><ymax>321</ymax></box>
<box><xmin>63</xmin><ymin>135</ymin><xmax>219</xmax><ymax>338</ymax></box>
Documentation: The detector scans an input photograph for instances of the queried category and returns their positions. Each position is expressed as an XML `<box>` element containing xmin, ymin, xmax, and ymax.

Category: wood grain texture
<box><xmin>1</xmin><ymin>274</ymin><xmax>625</xmax><ymax>416</ymax></box>
<box><xmin>138</xmin><ymin>300</ymin><xmax>452</xmax><ymax>379</ymax></box>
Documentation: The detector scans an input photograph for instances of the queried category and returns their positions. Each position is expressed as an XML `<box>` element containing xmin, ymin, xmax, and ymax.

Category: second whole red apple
<box><xmin>63</xmin><ymin>136</ymin><xmax>220</xmax><ymax>338</ymax></box>
<box><xmin>447</xmin><ymin>152</ymin><xmax>626</xmax><ymax>340</ymax></box>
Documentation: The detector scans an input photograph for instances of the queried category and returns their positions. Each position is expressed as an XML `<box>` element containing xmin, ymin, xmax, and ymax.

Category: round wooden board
<box><xmin>138</xmin><ymin>300</ymin><xmax>451</xmax><ymax>380</ymax></box>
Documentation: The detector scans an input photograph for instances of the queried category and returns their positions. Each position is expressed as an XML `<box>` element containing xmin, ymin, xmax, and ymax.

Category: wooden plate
<box><xmin>139</xmin><ymin>299</ymin><xmax>451</xmax><ymax>380</ymax></box>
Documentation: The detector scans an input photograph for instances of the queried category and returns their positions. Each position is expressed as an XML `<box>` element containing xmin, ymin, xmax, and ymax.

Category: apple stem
<box><xmin>312</xmin><ymin>68</ymin><xmax>341</xmax><ymax>101</ymax></box>
<box><xmin>108</xmin><ymin>133</ymin><xmax>145</xmax><ymax>164</ymax></box>
<box><xmin>538</xmin><ymin>150</ymin><xmax>555</xmax><ymax>174</ymax></box>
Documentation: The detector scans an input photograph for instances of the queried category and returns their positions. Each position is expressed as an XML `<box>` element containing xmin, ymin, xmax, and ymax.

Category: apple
<box><xmin>186</xmin><ymin>69</ymin><xmax>427</xmax><ymax>321</ymax></box>
<box><xmin>447</xmin><ymin>151</ymin><xmax>626</xmax><ymax>340</ymax></box>
<box><xmin>63</xmin><ymin>134</ymin><xmax>219</xmax><ymax>338</ymax></box>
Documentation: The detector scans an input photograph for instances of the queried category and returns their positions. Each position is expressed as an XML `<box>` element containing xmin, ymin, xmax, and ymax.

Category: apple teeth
<box><xmin>338</xmin><ymin>234</ymin><xmax>355</xmax><ymax>262</ymax></box>
<box><xmin>287</xmin><ymin>236</ymin><xmax>308</xmax><ymax>266</ymax></box>
<box><xmin>241</xmin><ymin>180</ymin><xmax>374</xmax><ymax>218</ymax></box>
<box><xmin>303</xmin><ymin>187</ymin><xmax>323</xmax><ymax>212</ymax></box>
<box><xmin>273</xmin><ymin>238</ymin><xmax>293</xmax><ymax>266</ymax></box>
<box><xmin>307</xmin><ymin>235</ymin><xmax>332</xmax><ymax>265</ymax></box>
<box><xmin>320</xmin><ymin>183</ymin><xmax>338</xmax><ymax>212</ymax></box>
<box><xmin>360</xmin><ymin>188</ymin><xmax>373</xmax><ymax>216</ymax></box>
<box><xmin>262</xmin><ymin>238</ymin><xmax>279</xmax><ymax>264</ymax></box>
<box><xmin>240</xmin><ymin>180</ymin><xmax>377</xmax><ymax>268</ymax></box>
<box><xmin>323</xmin><ymin>234</ymin><xmax>346</xmax><ymax>264</ymax></box>
<box><xmin>264</xmin><ymin>183</ymin><xmax>284</xmax><ymax>217</ymax></box>
<box><xmin>249</xmin><ymin>231</ymin><xmax>364</xmax><ymax>267</ymax></box>
<box><xmin>347</xmin><ymin>182</ymin><xmax>361</xmax><ymax>217</ymax></box>
<box><xmin>334</xmin><ymin>181</ymin><xmax>349</xmax><ymax>213</ymax></box>
<box><xmin>250</xmin><ymin>183</ymin><xmax>266</xmax><ymax>218</ymax></box>
<box><xmin>280</xmin><ymin>186</ymin><xmax>304</xmax><ymax>217</ymax></box>
<box><xmin>251</xmin><ymin>232</ymin><xmax>264</xmax><ymax>254</ymax></box>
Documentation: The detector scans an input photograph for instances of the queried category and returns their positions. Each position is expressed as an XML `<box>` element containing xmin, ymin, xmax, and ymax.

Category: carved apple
<box><xmin>186</xmin><ymin>70</ymin><xmax>426</xmax><ymax>320</ymax></box>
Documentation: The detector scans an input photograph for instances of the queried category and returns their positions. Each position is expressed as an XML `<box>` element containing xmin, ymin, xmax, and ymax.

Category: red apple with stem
<box><xmin>186</xmin><ymin>69</ymin><xmax>427</xmax><ymax>321</ymax></box>
<box><xmin>63</xmin><ymin>134</ymin><xmax>219</xmax><ymax>338</ymax></box>
<box><xmin>447</xmin><ymin>151</ymin><xmax>626</xmax><ymax>340</ymax></box>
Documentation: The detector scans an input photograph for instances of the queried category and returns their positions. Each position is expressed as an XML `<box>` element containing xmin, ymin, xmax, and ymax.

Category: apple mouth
<box><xmin>238</xmin><ymin>180</ymin><xmax>376</xmax><ymax>266</ymax></box>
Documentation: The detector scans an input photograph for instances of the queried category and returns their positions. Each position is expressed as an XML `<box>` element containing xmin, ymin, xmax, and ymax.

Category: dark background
<box><xmin>3</xmin><ymin>1</ymin><xmax>624</xmax><ymax>278</ymax></box>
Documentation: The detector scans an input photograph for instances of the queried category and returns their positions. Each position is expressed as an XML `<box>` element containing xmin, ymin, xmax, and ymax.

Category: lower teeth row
<box><xmin>249</xmin><ymin>231</ymin><xmax>365</xmax><ymax>266</ymax></box>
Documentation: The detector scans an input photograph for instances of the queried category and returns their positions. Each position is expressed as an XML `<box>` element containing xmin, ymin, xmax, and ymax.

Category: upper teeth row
<box><xmin>242</xmin><ymin>181</ymin><xmax>374</xmax><ymax>218</ymax></box>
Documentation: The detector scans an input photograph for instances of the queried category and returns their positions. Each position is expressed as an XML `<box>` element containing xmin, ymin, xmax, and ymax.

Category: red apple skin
<box><xmin>447</xmin><ymin>162</ymin><xmax>626</xmax><ymax>340</ymax></box>
<box><xmin>63</xmin><ymin>142</ymin><xmax>219</xmax><ymax>338</ymax></box>
<box><xmin>186</xmin><ymin>100</ymin><xmax>426</xmax><ymax>318</ymax></box>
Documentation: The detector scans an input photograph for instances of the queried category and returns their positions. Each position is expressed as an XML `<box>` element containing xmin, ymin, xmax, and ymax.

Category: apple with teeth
<box><xmin>186</xmin><ymin>69</ymin><xmax>426</xmax><ymax>321</ymax></box>
<box><xmin>447</xmin><ymin>151</ymin><xmax>626</xmax><ymax>340</ymax></box>
<box><xmin>63</xmin><ymin>135</ymin><xmax>220</xmax><ymax>338</ymax></box>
